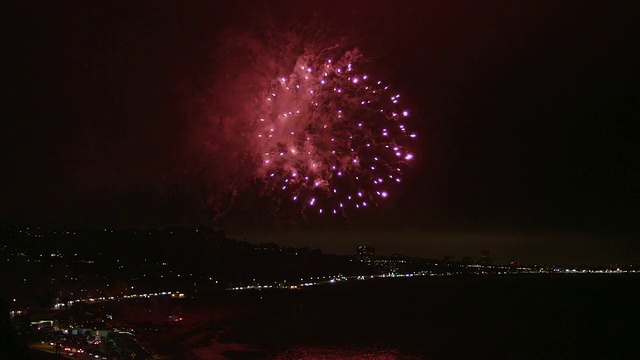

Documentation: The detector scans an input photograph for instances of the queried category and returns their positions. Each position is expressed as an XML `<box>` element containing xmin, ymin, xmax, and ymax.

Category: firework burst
<box><xmin>253</xmin><ymin>47</ymin><xmax>417</xmax><ymax>216</ymax></box>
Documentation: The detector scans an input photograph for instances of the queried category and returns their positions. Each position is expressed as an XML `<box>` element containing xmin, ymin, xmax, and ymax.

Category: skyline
<box><xmin>2</xmin><ymin>225</ymin><xmax>635</xmax><ymax>266</ymax></box>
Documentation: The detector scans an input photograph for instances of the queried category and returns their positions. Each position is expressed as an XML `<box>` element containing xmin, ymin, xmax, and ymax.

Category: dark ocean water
<box><xmin>218</xmin><ymin>274</ymin><xmax>640</xmax><ymax>359</ymax></box>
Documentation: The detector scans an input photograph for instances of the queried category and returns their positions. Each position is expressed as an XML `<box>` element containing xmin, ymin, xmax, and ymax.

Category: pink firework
<box><xmin>254</xmin><ymin>48</ymin><xmax>416</xmax><ymax>215</ymax></box>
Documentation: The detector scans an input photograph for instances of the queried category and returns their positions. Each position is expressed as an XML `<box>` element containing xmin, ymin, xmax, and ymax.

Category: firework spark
<box><xmin>253</xmin><ymin>47</ymin><xmax>417</xmax><ymax>216</ymax></box>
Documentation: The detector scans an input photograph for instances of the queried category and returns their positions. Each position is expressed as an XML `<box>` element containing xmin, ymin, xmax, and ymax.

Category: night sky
<box><xmin>4</xmin><ymin>1</ymin><xmax>639</xmax><ymax>264</ymax></box>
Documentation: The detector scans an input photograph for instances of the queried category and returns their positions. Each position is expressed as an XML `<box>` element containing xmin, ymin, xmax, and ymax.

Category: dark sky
<box><xmin>4</xmin><ymin>1</ymin><xmax>639</xmax><ymax>264</ymax></box>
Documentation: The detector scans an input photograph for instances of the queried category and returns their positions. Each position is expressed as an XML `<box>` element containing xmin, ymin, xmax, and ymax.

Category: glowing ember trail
<box><xmin>253</xmin><ymin>47</ymin><xmax>417</xmax><ymax>216</ymax></box>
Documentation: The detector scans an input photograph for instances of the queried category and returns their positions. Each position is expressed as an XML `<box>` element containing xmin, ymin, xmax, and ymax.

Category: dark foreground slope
<box><xmin>0</xmin><ymin>296</ymin><xmax>30</xmax><ymax>359</ymax></box>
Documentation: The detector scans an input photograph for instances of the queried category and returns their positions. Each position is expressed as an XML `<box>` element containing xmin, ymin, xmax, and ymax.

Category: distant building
<box><xmin>480</xmin><ymin>246</ymin><xmax>493</xmax><ymax>265</ymax></box>
<box><xmin>357</xmin><ymin>245</ymin><xmax>375</xmax><ymax>264</ymax></box>
<box><xmin>444</xmin><ymin>255</ymin><xmax>455</xmax><ymax>263</ymax></box>
<box><xmin>374</xmin><ymin>258</ymin><xmax>405</xmax><ymax>273</ymax></box>
<box><xmin>462</xmin><ymin>256</ymin><xmax>475</xmax><ymax>265</ymax></box>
